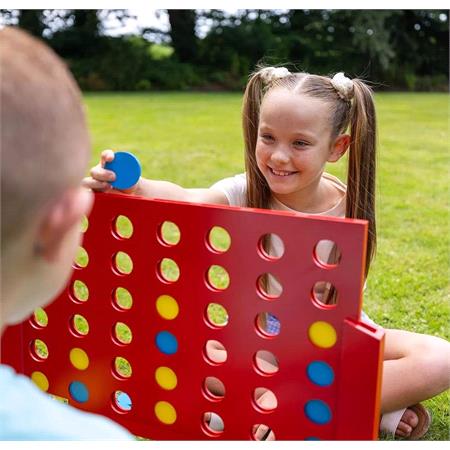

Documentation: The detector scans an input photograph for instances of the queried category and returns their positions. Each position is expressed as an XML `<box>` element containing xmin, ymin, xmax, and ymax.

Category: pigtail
<box><xmin>242</xmin><ymin>70</ymin><xmax>271</xmax><ymax>209</ymax></box>
<box><xmin>346</xmin><ymin>79</ymin><xmax>377</xmax><ymax>276</ymax></box>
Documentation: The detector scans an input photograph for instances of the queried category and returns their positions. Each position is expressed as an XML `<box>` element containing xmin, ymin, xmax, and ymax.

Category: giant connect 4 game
<box><xmin>1</xmin><ymin>192</ymin><xmax>384</xmax><ymax>440</ymax></box>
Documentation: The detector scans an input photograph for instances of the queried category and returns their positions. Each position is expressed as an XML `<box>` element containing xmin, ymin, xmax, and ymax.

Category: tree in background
<box><xmin>49</xmin><ymin>10</ymin><xmax>103</xmax><ymax>58</ymax></box>
<box><xmin>17</xmin><ymin>9</ymin><xmax>46</xmax><ymax>37</ymax></box>
<box><xmin>167</xmin><ymin>10</ymin><xmax>198</xmax><ymax>63</ymax></box>
<box><xmin>386</xmin><ymin>10</ymin><xmax>449</xmax><ymax>90</ymax></box>
<box><xmin>0</xmin><ymin>9</ymin><xmax>447</xmax><ymax>91</ymax></box>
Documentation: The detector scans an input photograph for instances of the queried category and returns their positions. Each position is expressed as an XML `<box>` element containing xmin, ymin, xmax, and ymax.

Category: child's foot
<box><xmin>395</xmin><ymin>408</ymin><xmax>419</xmax><ymax>438</ymax></box>
<box><xmin>380</xmin><ymin>403</ymin><xmax>431</xmax><ymax>440</ymax></box>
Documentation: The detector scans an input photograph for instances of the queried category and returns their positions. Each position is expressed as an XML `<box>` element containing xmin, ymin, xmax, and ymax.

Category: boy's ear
<box><xmin>35</xmin><ymin>188</ymin><xmax>93</xmax><ymax>263</ymax></box>
<box><xmin>328</xmin><ymin>134</ymin><xmax>350</xmax><ymax>162</ymax></box>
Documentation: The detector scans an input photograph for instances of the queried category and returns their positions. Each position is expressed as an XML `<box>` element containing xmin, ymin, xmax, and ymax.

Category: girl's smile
<box><xmin>268</xmin><ymin>167</ymin><xmax>298</xmax><ymax>177</ymax></box>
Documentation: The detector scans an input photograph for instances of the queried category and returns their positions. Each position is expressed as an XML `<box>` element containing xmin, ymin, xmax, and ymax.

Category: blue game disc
<box><xmin>69</xmin><ymin>381</ymin><xmax>89</xmax><ymax>403</ymax></box>
<box><xmin>104</xmin><ymin>151</ymin><xmax>141</xmax><ymax>190</ymax></box>
<box><xmin>155</xmin><ymin>331</ymin><xmax>178</xmax><ymax>355</ymax></box>
<box><xmin>304</xmin><ymin>399</ymin><xmax>332</xmax><ymax>425</ymax></box>
<box><xmin>306</xmin><ymin>361</ymin><xmax>335</xmax><ymax>387</ymax></box>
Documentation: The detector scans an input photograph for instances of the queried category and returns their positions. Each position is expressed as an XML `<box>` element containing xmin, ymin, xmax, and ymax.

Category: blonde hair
<box><xmin>1</xmin><ymin>27</ymin><xmax>89</xmax><ymax>252</ymax></box>
<box><xmin>242</xmin><ymin>67</ymin><xmax>377</xmax><ymax>276</ymax></box>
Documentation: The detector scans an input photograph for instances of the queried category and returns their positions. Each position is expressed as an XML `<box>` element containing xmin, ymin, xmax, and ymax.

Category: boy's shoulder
<box><xmin>0</xmin><ymin>364</ymin><xmax>132</xmax><ymax>440</ymax></box>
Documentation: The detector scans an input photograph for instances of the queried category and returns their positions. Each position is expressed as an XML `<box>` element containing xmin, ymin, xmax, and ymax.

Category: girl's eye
<box><xmin>261</xmin><ymin>134</ymin><xmax>274</xmax><ymax>142</ymax></box>
<box><xmin>294</xmin><ymin>140</ymin><xmax>308</xmax><ymax>148</ymax></box>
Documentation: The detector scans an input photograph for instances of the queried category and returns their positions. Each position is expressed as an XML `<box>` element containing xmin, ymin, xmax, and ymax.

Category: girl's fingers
<box><xmin>90</xmin><ymin>164</ymin><xmax>116</xmax><ymax>182</ymax></box>
<box><xmin>82</xmin><ymin>177</ymin><xmax>112</xmax><ymax>192</ymax></box>
<box><xmin>100</xmin><ymin>149</ymin><xmax>115</xmax><ymax>167</ymax></box>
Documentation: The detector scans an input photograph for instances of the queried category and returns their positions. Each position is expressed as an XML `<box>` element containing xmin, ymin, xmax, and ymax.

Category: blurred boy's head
<box><xmin>1</xmin><ymin>27</ymin><xmax>93</xmax><ymax>328</ymax></box>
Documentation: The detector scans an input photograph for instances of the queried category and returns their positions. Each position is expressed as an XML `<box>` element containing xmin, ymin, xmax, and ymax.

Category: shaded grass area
<box><xmin>36</xmin><ymin>92</ymin><xmax>448</xmax><ymax>440</ymax></box>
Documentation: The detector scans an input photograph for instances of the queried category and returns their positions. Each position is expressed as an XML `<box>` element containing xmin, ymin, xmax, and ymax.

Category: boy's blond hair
<box><xmin>1</xmin><ymin>27</ymin><xmax>90</xmax><ymax>252</ymax></box>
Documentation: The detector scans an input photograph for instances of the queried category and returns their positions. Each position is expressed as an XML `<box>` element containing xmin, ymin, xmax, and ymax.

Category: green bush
<box><xmin>135</xmin><ymin>79</ymin><xmax>152</xmax><ymax>91</ymax></box>
<box><xmin>415</xmin><ymin>75</ymin><xmax>448</xmax><ymax>92</ymax></box>
<box><xmin>404</xmin><ymin>72</ymin><xmax>417</xmax><ymax>91</ymax></box>
<box><xmin>144</xmin><ymin>59</ymin><xmax>203</xmax><ymax>90</ymax></box>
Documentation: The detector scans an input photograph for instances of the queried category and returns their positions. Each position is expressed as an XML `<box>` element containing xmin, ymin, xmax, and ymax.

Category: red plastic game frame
<box><xmin>1</xmin><ymin>192</ymin><xmax>384</xmax><ymax>440</ymax></box>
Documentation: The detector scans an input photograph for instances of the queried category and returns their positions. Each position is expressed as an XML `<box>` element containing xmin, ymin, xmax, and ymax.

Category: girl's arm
<box><xmin>82</xmin><ymin>149</ymin><xmax>229</xmax><ymax>205</ymax></box>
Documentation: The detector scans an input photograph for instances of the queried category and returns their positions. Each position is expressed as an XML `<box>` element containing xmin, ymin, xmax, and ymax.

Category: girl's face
<box><xmin>255</xmin><ymin>88</ymin><xmax>345</xmax><ymax>209</ymax></box>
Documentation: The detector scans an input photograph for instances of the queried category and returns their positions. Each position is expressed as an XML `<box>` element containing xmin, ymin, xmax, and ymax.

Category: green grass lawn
<box><xmin>46</xmin><ymin>92</ymin><xmax>450</xmax><ymax>439</ymax></box>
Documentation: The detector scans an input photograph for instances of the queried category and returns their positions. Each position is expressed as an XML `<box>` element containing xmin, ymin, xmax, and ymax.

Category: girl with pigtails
<box><xmin>84</xmin><ymin>66</ymin><xmax>450</xmax><ymax>439</ymax></box>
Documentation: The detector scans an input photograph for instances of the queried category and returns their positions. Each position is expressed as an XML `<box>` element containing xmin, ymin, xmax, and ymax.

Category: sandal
<box><xmin>380</xmin><ymin>403</ymin><xmax>431</xmax><ymax>440</ymax></box>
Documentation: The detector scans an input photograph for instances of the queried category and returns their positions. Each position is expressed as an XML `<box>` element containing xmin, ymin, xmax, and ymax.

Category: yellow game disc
<box><xmin>155</xmin><ymin>401</ymin><xmax>177</xmax><ymax>425</ymax></box>
<box><xmin>155</xmin><ymin>366</ymin><xmax>178</xmax><ymax>390</ymax></box>
<box><xmin>308</xmin><ymin>321</ymin><xmax>337</xmax><ymax>349</ymax></box>
<box><xmin>69</xmin><ymin>348</ymin><xmax>89</xmax><ymax>370</ymax></box>
<box><xmin>31</xmin><ymin>371</ymin><xmax>49</xmax><ymax>392</ymax></box>
<box><xmin>156</xmin><ymin>295</ymin><xmax>179</xmax><ymax>320</ymax></box>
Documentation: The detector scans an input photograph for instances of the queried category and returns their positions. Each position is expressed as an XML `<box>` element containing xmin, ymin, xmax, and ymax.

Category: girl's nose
<box><xmin>271</xmin><ymin>146</ymin><xmax>290</xmax><ymax>165</ymax></box>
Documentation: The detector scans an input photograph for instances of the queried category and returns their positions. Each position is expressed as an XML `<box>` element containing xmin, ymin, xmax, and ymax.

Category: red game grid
<box><xmin>1</xmin><ymin>192</ymin><xmax>385</xmax><ymax>440</ymax></box>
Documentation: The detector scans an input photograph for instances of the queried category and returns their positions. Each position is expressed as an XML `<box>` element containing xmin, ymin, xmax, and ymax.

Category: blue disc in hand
<box><xmin>104</xmin><ymin>151</ymin><xmax>141</xmax><ymax>190</ymax></box>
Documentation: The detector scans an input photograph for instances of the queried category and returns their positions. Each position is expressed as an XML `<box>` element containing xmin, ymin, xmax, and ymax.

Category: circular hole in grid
<box><xmin>113</xmin><ymin>215</ymin><xmax>134</xmax><ymax>239</ymax></box>
<box><xmin>312</xmin><ymin>281</ymin><xmax>338</xmax><ymax>307</ymax></box>
<box><xmin>71</xmin><ymin>314</ymin><xmax>89</xmax><ymax>337</ymax></box>
<box><xmin>114</xmin><ymin>251</ymin><xmax>133</xmax><ymax>275</ymax></box>
<box><xmin>156</xmin><ymin>294</ymin><xmax>179</xmax><ymax>320</ymax></box>
<box><xmin>113</xmin><ymin>287</ymin><xmax>133</xmax><ymax>310</ymax></box>
<box><xmin>206</xmin><ymin>265</ymin><xmax>230</xmax><ymax>290</ymax></box>
<box><xmin>258</xmin><ymin>233</ymin><xmax>285</xmax><ymax>260</ymax></box>
<box><xmin>313</xmin><ymin>240</ymin><xmax>341</xmax><ymax>268</ymax></box>
<box><xmin>158</xmin><ymin>258</ymin><xmax>180</xmax><ymax>283</ymax></box>
<box><xmin>255</xmin><ymin>312</ymin><xmax>281</xmax><ymax>338</ymax></box>
<box><xmin>205</xmin><ymin>303</ymin><xmax>229</xmax><ymax>328</ymax></box>
<box><xmin>114</xmin><ymin>356</ymin><xmax>132</xmax><ymax>379</ymax></box>
<box><xmin>254</xmin><ymin>350</ymin><xmax>279</xmax><ymax>375</ymax></box>
<box><xmin>31</xmin><ymin>339</ymin><xmax>48</xmax><ymax>360</ymax></box>
<box><xmin>203</xmin><ymin>376</ymin><xmax>226</xmax><ymax>402</ymax></box>
<box><xmin>207</xmin><ymin>226</ymin><xmax>231</xmax><ymax>253</ymax></box>
<box><xmin>113</xmin><ymin>390</ymin><xmax>133</xmax><ymax>412</ymax></box>
<box><xmin>71</xmin><ymin>280</ymin><xmax>89</xmax><ymax>302</ymax></box>
<box><xmin>32</xmin><ymin>308</ymin><xmax>48</xmax><ymax>328</ymax></box>
<box><xmin>202</xmin><ymin>412</ymin><xmax>224</xmax><ymax>435</ymax></box>
<box><xmin>252</xmin><ymin>424</ymin><xmax>276</xmax><ymax>441</ymax></box>
<box><xmin>80</xmin><ymin>215</ymin><xmax>89</xmax><ymax>233</ymax></box>
<box><xmin>159</xmin><ymin>221</ymin><xmax>181</xmax><ymax>246</ymax></box>
<box><xmin>253</xmin><ymin>387</ymin><xmax>278</xmax><ymax>412</ymax></box>
<box><xmin>257</xmin><ymin>273</ymin><xmax>283</xmax><ymax>299</ymax></box>
<box><xmin>74</xmin><ymin>246</ymin><xmax>89</xmax><ymax>268</ymax></box>
<box><xmin>114</xmin><ymin>322</ymin><xmax>133</xmax><ymax>345</ymax></box>
<box><xmin>204</xmin><ymin>340</ymin><xmax>227</xmax><ymax>365</ymax></box>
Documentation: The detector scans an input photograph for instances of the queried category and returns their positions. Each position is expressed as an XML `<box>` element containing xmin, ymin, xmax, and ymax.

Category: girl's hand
<box><xmin>82</xmin><ymin>149</ymin><xmax>140</xmax><ymax>195</ymax></box>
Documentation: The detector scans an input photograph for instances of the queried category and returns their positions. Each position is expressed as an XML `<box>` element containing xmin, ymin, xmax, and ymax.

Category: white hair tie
<box><xmin>331</xmin><ymin>72</ymin><xmax>354</xmax><ymax>100</ymax></box>
<box><xmin>259</xmin><ymin>66</ymin><xmax>291</xmax><ymax>84</ymax></box>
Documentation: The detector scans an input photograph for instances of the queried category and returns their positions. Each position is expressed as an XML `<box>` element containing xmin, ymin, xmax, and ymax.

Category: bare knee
<box><xmin>414</xmin><ymin>335</ymin><xmax>450</xmax><ymax>393</ymax></box>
